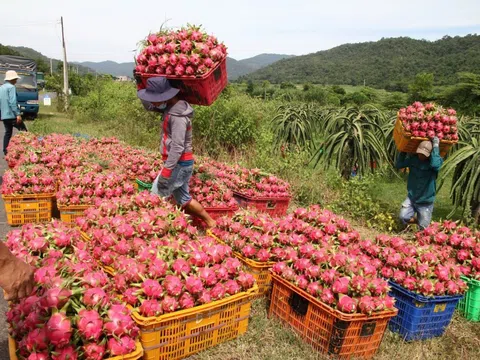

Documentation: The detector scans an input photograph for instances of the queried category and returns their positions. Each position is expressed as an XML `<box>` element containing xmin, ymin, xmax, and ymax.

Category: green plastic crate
<box><xmin>457</xmin><ymin>276</ymin><xmax>480</xmax><ymax>322</ymax></box>
<box><xmin>136</xmin><ymin>179</ymin><xmax>152</xmax><ymax>192</ymax></box>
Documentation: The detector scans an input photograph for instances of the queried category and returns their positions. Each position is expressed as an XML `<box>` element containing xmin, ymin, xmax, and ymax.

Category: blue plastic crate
<box><xmin>388</xmin><ymin>281</ymin><xmax>463</xmax><ymax>341</ymax></box>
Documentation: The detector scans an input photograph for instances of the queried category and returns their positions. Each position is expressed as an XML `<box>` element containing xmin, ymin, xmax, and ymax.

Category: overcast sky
<box><xmin>1</xmin><ymin>0</ymin><xmax>479</xmax><ymax>63</ymax></box>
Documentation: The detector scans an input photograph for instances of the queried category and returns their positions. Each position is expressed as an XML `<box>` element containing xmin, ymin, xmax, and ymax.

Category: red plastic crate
<box><xmin>234</xmin><ymin>192</ymin><xmax>290</xmax><ymax>217</ymax></box>
<box><xmin>190</xmin><ymin>205</ymin><xmax>238</xmax><ymax>229</ymax></box>
<box><xmin>135</xmin><ymin>58</ymin><xmax>227</xmax><ymax>106</ymax></box>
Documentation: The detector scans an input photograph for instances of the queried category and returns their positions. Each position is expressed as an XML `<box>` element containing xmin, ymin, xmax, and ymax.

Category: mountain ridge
<box><xmin>241</xmin><ymin>35</ymin><xmax>480</xmax><ymax>88</ymax></box>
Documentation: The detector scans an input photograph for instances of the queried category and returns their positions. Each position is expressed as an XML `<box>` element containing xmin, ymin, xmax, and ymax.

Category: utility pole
<box><xmin>61</xmin><ymin>16</ymin><xmax>69</xmax><ymax>110</ymax></box>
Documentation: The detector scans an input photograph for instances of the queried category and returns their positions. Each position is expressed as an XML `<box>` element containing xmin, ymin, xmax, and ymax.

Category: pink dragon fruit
<box><xmin>47</xmin><ymin>312</ymin><xmax>72</xmax><ymax>347</ymax></box>
<box><xmin>107</xmin><ymin>336</ymin><xmax>136</xmax><ymax>356</ymax></box>
<box><xmin>337</xmin><ymin>295</ymin><xmax>357</xmax><ymax>313</ymax></box>
<box><xmin>163</xmin><ymin>275</ymin><xmax>184</xmax><ymax>296</ymax></box>
<box><xmin>142</xmin><ymin>279</ymin><xmax>163</xmax><ymax>299</ymax></box>
<box><xmin>77</xmin><ymin>309</ymin><xmax>103</xmax><ymax>341</ymax></box>
<box><xmin>83</xmin><ymin>343</ymin><xmax>106</xmax><ymax>360</ymax></box>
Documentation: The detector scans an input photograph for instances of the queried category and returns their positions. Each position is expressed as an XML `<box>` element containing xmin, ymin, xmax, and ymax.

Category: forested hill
<box><xmin>241</xmin><ymin>35</ymin><xmax>480</xmax><ymax>88</ymax></box>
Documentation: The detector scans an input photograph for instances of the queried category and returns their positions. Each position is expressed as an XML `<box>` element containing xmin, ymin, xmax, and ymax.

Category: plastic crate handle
<box><xmin>266</xmin><ymin>201</ymin><xmax>277</xmax><ymax>209</ymax></box>
<box><xmin>289</xmin><ymin>292</ymin><xmax>309</xmax><ymax>316</ymax></box>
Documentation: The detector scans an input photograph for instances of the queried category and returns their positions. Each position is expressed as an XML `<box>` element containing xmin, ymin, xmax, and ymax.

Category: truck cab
<box><xmin>0</xmin><ymin>55</ymin><xmax>39</xmax><ymax>119</ymax></box>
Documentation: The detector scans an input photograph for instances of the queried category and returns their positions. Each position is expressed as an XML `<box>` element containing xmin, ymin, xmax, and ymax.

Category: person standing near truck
<box><xmin>395</xmin><ymin>137</ymin><xmax>443</xmax><ymax>229</ymax></box>
<box><xmin>137</xmin><ymin>77</ymin><xmax>216</xmax><ymax>228</ymax></box>
<box><xmin>0</xmin><ymin>70</ymin><xmax>27</xmax><ymax>156</ymax></box>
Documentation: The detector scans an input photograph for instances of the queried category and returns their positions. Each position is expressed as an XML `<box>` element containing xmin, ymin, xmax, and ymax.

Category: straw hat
<box><xmin>5</xmin><ymin>70</ymin><xmax>20</xmax><ymax>81</ymax></box>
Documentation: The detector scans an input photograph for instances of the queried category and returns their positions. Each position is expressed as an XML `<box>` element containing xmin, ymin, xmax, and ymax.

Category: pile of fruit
<box><xmin>135</xmin><ymin>25</ymin><xmax>227</xmax><ymax>77</ymax></box>
<box><xmin>197</xmin><ymin>158</ymin><xmax>291</xmax><ymax>198</ymax></box>
<box><xmin>189</xmin><ymin>170</ymin><xmax>238</xmax><ymax>209</ymax></box>
<box><xmin>211</xmin><ymin>207</ymin><xmax>354</xmax><ymax>263</ymax></box>
<box><xmin>1</xmin><ymin>164</ymin><xmax>56</xmax><ymax>195</ymax></box>
<box><xmin>5</xmin><ymin>221</ymin><xmax>141</xmax><ymax>358</ymax></box>
<box><xmin>57</xmin><ymin>167</ymin><xmax>136</xmax><ymax>207</ymax></box>
<box><xmin>416</xmin><ymin>221</ymin><xmax>480</xmax><ymax>280</ymax></box>
<box><xmin>398</xmin><ymin>102</ymin><xmax>458</xmax><ymax>141</ymax></box>
<box><xmin>77</xmin><ymin>193</ymin><xmax>255</xmax><ymax>316</ymax></box>
<box><xmin>359</xmin><ymin>234</ymin><xmax>468</xmax><ymax>296</ymax></box>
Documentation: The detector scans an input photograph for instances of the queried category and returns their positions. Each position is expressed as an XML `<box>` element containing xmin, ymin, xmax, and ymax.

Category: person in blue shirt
<box><xmin>395</xmin><ymin>137</ymin><xmax>443</xmax><ymax>229</ymax></box>
<box><xmin>0</xmin><ymin>70</ymin><xmax>27</xmax><ymax>156</ymax></box>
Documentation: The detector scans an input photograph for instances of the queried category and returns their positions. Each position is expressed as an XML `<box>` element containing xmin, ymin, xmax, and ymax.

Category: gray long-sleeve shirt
<box><xmin>159</xmin><ymin>100</ymin><xmax>194</xmax><ymax>178</ymax></box>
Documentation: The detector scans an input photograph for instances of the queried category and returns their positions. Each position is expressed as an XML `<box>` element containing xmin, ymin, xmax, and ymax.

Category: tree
<box><xmin>440</xmin><ymin>72</ymin><xmax>480</xmax><ymax>116</ymax></box>
<box><xmin>280</xmin><ymin>82</ymin><xmax>296</xmax><ymax>90</ymax></box>
<box><xmin>408</xmin><ymin>72</ymin><xmax>434</xmax><ymax>102</ymax></box>
<box><xmin>438</xmin><ymin>133</ymin><xmax>480</xmax><ymax>223</ymax></box>
<box><xmin>382</xmin><ymin>92</ymin><xmax>408</xmax><ymax>110</ymax></box>
<box><xmin>246</xmin><ymin>80</ymin><xmax>255</xmax><ymax>96</ymax></box>
<box><xmin>310</xmin><ymin>105</ymin><xmax>390</xmax><ymax>179</ymax></box>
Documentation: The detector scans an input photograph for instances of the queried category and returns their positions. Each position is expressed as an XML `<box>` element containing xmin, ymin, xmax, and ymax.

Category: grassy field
<box><xmin>27</xmin><ymin>107</ymin><xmax>479</xmax><ymax>360</ymax></box>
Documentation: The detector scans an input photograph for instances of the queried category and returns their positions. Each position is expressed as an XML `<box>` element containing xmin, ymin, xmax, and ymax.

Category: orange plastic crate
<box><xmin>208</xmin><ymin>230</ymin><xmax>274</xmax><ymax>298</ymax></box>
<box><xmin>9</xmin><ymin>336</ymin><xmax>144</xmax><ymax>360</ymax></box>
<box><xmin>58</xmin><ymin>204</ymin><xmax>91</xmax><ymax>226</ymax></box>
<box><xmin>131</xmin><ymin>285</ymin><xmax>257</xmax><ymax>360</ymax></box>
<box><xmin>393</xmin><ymin>117</ymin><xmax>455</xmax><ymax>158</ymax></box>
<box><xmin>269</xmin><ymin>273</ymin><xmax>397</xmax><ymax>359</ymax></box>
<box><xmin>2</xmin><ymin>193</ymin><xmax>54</xmax><ymax>226</ymax></box>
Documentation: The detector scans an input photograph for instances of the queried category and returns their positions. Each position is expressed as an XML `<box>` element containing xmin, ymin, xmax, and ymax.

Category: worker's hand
<box><xmin>156</xmin><ymin>175</ymin><xmax>170</xmax><ymax>195</ymax></box>
<box><xmin>16</xmin><ymin>115</ymin><xmax>22</xmax><ymax>124</ymax></box>
<box><xmin>432</xmin><ymin>136</ymin><xmax>440</xmax><ymax>148</ymax></box>
<box><xmin>0</xmin><ymin>257</ymin><xmax>35</xmax><ymax>301</ymax></box>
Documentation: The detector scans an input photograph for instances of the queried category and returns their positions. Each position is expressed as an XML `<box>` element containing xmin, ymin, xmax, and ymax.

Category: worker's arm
<box><xmin>395</xmin><ymin>152</ymin><xmax>412</xmax><ymax>169</ymax></box>
<box><xmin>0</xmin><ymin>242</ymin><xmax>34</xmax><ymax>301</ymax></box>
<box><xmin>7</xmin><ymin>86</ymin><xmax>20</xmax><ymax>117</ymax></box>
<box><xmin>430</xmin><ymin>137</ymin><xmax>444</xmax><ymax>171</ymax></box>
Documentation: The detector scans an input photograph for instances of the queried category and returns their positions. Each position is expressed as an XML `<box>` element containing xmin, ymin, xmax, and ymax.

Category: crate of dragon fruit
<box><xmin>269</xmin><ymin>273</ymin><xmax>397</xmax><ymax>359</ymax></box>
<box><xmin>130</xmin><ymin>285</ymin><xmax>257</xmax><ymax>360</ymax></box>
<box><xmin>388</xmin><ymin>280</ymin><xmax>464</xmax><ymax>340</ymax></box>
<box><xmin>234</xmin><ymin>193</ymin><xmax>290</xmax><ymax>218</ymax></box>
<box><xmin>208</xmin><ymin>229</ymin><xmax>274</xmax><ymax>298</ymax></box>
<box><xmin>134</xmin><ymin>25</ymin><xmax>228</xmax><ymax>106</ymax></box>
<box><xmin>9</xmin><ymin>336</ymin><xmax>144</xmax><ymax>360</ymax></box>
<box><xmin>393</xmin><ymin>102</ymin><xmax>458</xmax><ymax>157</ymax></box>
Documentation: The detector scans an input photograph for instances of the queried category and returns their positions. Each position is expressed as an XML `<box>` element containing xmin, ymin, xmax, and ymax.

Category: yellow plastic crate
<box><xmin>58</xmin><ymin>204</ymin><xmax>91</xmax><ymax>226</ymax></box>
<box><xmin>132</xmin><ymin>285</ymin><xmax>257</xmax><ymax>360</ymax></box>
<box><xmin>2</xmin><ymin>193</ymin><xmax>54</xmax><ymax>226</ymax></box>
<box><xmin>208</xmin><ymin>230</ymin><xmax>274</xmax><ymax>298</ymax></box>
<box><xmin>9</xmin><ymin>336</ymin><xmax>144</xmax><ymax>360</ymax></box>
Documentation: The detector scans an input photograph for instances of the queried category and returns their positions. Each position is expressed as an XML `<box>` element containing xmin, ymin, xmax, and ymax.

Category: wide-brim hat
<box><xmin>417</xmin><ymin>140</ymin><xmax>433</xmax><ymax>157</ymax></box>
<box><xmin>5</xmin><ymin>70</ymin><xmax>20</xmax><ymax>81</ymax></box>
<box><xmin>137</xmin><ymin>77</ymin><xmax>179</xmax><ymax>103</ymax></box>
